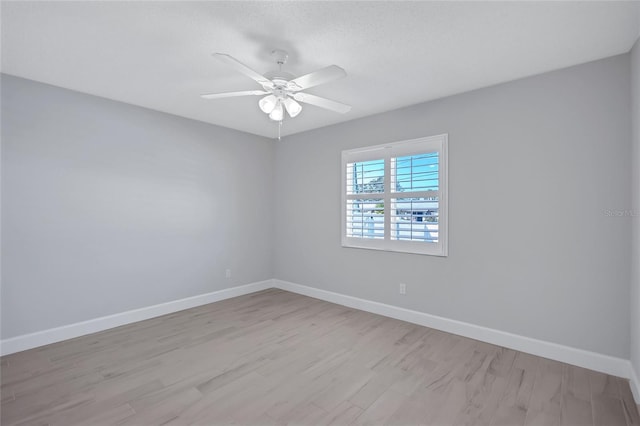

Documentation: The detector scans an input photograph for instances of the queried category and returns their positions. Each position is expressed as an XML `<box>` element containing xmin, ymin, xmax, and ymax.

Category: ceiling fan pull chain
<box><xmin>278</xmin><ymin>120</ymin><xmax>282</xmax><ymax>140</ymax></box>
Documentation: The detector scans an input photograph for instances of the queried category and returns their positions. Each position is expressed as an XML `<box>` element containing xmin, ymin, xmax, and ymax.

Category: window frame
<box><xmin>341</xmin><ymin>134</ymin><xmax>448</xmax><ymax>257</ymax></box>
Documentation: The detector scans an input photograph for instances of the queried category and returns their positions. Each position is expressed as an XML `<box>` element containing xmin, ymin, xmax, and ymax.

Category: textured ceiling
<box><xmin>2</xmin><ymin>1</ymin><xmax>639</xmax><ymax>139</ymax></box>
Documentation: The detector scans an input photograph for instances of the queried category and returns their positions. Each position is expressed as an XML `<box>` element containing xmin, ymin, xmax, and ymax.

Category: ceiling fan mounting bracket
<box><xmin>271</xmin><ymin>49</ymin><xmax>289</xmax><ymax>66</ymax></box>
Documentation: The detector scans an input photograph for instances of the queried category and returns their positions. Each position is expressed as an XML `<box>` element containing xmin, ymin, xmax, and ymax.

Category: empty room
<box><xmin>1</xmin><ymin>1</ymin><xmax>640</xmax><ymax>425</ymax></box>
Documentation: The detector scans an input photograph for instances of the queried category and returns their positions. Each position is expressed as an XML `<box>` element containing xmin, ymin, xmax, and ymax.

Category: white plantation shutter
<box><xmin>341</xmin><ymin>135</ymin><xmax>448</xmax><ymax>256</ymax></box>
<box><xmin>346</xmin><ymin>199</ymin><xmax>384</xmax><ymax>239</ymax></box>
<box><xmin>345</xmin><ymin>157</ymin><xmax>385</xmax><ymax>240</ymax></box>
<box><xmin>390</xmin><ymin>152</ymin><xmax>440</xmax><ymax>243</ymax></box>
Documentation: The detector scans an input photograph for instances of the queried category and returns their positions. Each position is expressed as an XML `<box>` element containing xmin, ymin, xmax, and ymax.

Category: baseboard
<box><xmin>630</xmin><ymin>363</ymin><xmax>640</xmax><ymax>404</ymax></box>
<box><xmin>0</xmin><ymin>279</ymin><xmax>274</xmax><ymax>356</ymax></box>
<box><xmin>273</xmin><ymin>279</ymin><xmax>634</xmax><ymax>386</ymax></box>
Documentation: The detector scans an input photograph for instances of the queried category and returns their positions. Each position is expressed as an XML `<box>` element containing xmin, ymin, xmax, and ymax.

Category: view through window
<box><xmin>342</xmin><ymin>134</ymin><xmax>448</xmax><ymax>256</ymax></box>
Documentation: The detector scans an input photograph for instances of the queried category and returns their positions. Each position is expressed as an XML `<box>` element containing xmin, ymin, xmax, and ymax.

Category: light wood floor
<box><xmin>1</xmin><ymin>289</ymin><xmax>639</xmax><ymax>426</ymax></box>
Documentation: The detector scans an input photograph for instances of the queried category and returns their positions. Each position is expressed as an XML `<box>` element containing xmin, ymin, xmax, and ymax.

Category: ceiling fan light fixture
<box><xmin>258</xmin><ymin>94</ymin><xmax>278</xmax><ymax>114</ymax></box>
<box><xmin>283</xmin><ymin>97</ymin><xmax>302</xmax><ymax>118</ymax></box>
<box><xmin>269</xmin><ymin>100</ymin><xmax>284</xmax><ymax>121</ymax></box>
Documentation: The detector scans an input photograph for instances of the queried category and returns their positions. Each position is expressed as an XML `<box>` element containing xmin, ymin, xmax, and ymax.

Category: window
<box><xmin>342</xmin><ymin>134</ymin><xmax>448</xmax><ymax>256</ymax></box>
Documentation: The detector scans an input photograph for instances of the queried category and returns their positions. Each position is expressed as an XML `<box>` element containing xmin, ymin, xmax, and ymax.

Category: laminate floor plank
<box><xmin>348</xmin><ymin>368</ymin><xmax>406</xmax><ymax>410</ymax></box>
<box><xmin>352</xmin><ymin>388</ymin><xmax>407</xmax><ymax>425</ymax></box>
<box><xmin>313</xmin><ymin>400</ymin><xmax>363</xmax><ymax>426</ymax></box>
<box><xmin>560</xmin><ymin>364</ymin><xmax>593</xmax><ymax>426</ymax></box>
<box><xmin>491</xmin><ymin>352</ymin><xmax>540</xmax><ymax>426</ymax></box>
<box><xmin>1</xmin><ymin>289</ymin><xmax>636</xmax><ymax>425</ymax></box>
<box><xmin>592</xmin><ymin>395</ymin><xmax>627</xmax><ymax>426</ymax></box>
<box><xmin>66</xmin><ymin>402</ymin><xmax>137</xmax><ymax>426</ymax></box>
<box><xmin>618</xmin><ymin>377</ymin><xmax>640</xmax><ymax>426</ymax></box>
<box><xmin>280</xmin><ymin>402</ymin><xmax>328</xmax><ymax>425</ymax></box>
<box><xmin>590</xmin><ymin>369</ymin><xmax>627</xmax><ymax>426</ymax></box>
<box><xmin>561</xmin><ymin>393</ymin><xmax>593</xmax><ymax>426</ymax></box>
<box><xmin>524</xmin><ymin>358</ymin><xmax>563</xmax><ymax>426</ymax></box>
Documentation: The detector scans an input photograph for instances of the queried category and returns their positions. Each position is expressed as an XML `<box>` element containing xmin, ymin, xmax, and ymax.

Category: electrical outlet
<box><xmin>399</xmin><ymin>283</ymin><xmax>406</xmax><ymax>295</ymax></box>
<box><xmin>225</xmin><ymin>269</ymin><xmax>231</xmax><ymax>279</ymax></box>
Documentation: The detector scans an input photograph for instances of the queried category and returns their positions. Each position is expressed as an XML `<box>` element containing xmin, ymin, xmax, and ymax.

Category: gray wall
<box><xmin>2</xmin><ymin>53</ymin><xmax>634</xmax><ymax>362</ymax></box>
<box><xmin>274</xmin><ymin>54</ymin><xmax>632</xmax><ymax>358</ymax></box>
<box><xmin>1</xmin><ymin>74</ymin><xmax>274</xmax><ymax>339</ymax></box>
<box><xmin>631</xmin><ymin>38</ymin><xmax>640</xmax><ymax>379</ymax></box>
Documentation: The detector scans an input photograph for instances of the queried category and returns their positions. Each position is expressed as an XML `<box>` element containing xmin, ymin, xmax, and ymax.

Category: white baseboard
<box><xmin>0</xmin><ymin>280</ymin><xmax>274</xmax><ymax>356</ymax></box>
<box><xmin>273</xmin><ymin>279</ymin><xmax>635</xmax><ymax>391</ymax></box>
<box><xmin>630</xmin><ymin>363</ymin><xmax>640</xmax><ymax>404</ymax></box>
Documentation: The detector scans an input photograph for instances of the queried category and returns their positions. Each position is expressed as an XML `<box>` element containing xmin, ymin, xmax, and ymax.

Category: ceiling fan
<box><xmin>201</xmin><ymin>49</ymin><xmax>351</xmax><ymax>122</ymax></box>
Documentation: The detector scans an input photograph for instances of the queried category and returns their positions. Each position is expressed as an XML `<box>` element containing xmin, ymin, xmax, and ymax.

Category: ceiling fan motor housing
<box><xmin>263</xmin><ymin>72</ymin><xmax>296</xmax><ymax>84</ymax></box>
<box><xmin>272</xmin><ymin>86</ymin><xmax>289</xmax><ymax>99</ymax></box>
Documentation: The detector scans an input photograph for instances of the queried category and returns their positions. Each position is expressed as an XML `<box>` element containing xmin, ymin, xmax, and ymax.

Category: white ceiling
<box><xmin>2</xmin><ymin>1</ymin><xmax>639</xmax><ymax>139</ymax></box>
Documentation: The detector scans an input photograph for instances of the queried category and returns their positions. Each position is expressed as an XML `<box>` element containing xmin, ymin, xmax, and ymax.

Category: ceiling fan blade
<box><xmin>200</xmin><ymin>90</ymin><xmax>269</xmax><ymax>99</ymax></box>
<box><xmin>293</xmin><ymin>93</ymin><xmax>351</xmax><ymax>113</ymax></box>
<box><xmin>288</xmin><ymin>65</ymin><xmax>347</xmax><ymax>91</ymax></box>
<box><xmin>214</xmin><ymin>53</ymin><xmax>273</xmax><ymax>89</ymax></box>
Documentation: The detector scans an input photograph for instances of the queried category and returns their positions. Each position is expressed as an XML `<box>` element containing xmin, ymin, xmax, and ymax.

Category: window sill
<box><xmin>341</xmin><ymin>240</ymin><xmax>448</xmax><ymax>257</ymax></box>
